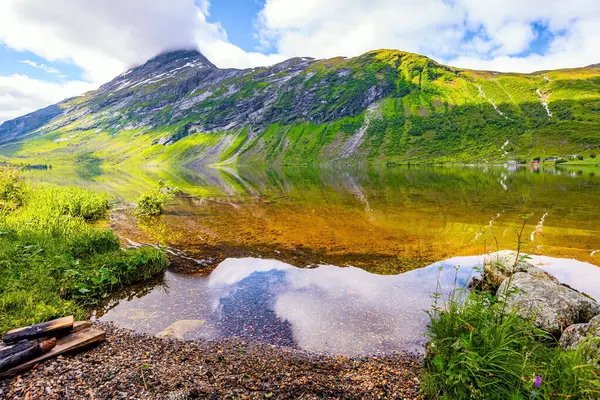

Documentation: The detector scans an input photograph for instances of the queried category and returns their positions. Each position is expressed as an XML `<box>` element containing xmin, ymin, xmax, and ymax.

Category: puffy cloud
<box><xmin>0</xmin><ymin>74</ymin><xmax>93</xmax><ymax>123</ymax></box>
<box><xmin>192</xmin><ymin>8</ymin><xmax>286</xmax><ymax>69</ymax></box>
<box><xmin>0</xmin><ymin>0</ymin><xmax>281</xmax><ymax>122</ymax></box>
<box><xmin>0</xmin><ymin>0</ymin><xmax>281</xmax><ymax>85</ymax></box>
<box><xmin>257</xmin><ymin>0</ymin><xmax>464</xmax><ymax>59</ymax></box>
<box><xmin>1</xmin><ymin>0</ymin><xmax>600</xmax><ymax>123</ymax></box>
<box><xmin>0</xmin><ymin>0</ymin><xmax>208</xmax><ymax>84</ymax></box>
<box><xmin>256</xmin><ymin>0</ymin><xmax>600</xmax><ymax>72</ymax></box>
<box><xmin>451</xmin><ymin>2</ymin><xmax>600</xmax><ymax>72</ymax></box>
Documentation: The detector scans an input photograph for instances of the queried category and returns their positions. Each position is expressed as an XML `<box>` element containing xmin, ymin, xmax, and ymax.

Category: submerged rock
<box><xmin>482</xmin><ymin>250</ymin><xmax>557</xmax><ymax>288</ymax></box>
<box><xmin>559</xmin><ymin>314</ymin><xmax>600</xmax><ymax>350</ymax></box>
<box><xmin>155</xmin><ymin>320</ymin><xmax>204</xmax><ymax>339</ymax></box>
<box><xmin>498</xmin><ymin>272</ymin><xmax>600</xmax><ymax>337</ymax></box>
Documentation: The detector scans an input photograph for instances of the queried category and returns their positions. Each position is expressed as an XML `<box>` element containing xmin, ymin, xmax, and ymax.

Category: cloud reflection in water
<box><xmin>101</xmin><ymin>255</ymin><xmax>600</xmax><ymax>356</ymax></box>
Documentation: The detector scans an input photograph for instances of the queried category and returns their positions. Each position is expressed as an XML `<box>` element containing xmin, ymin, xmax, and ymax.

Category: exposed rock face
<box><xmin>498</xmin><ymin>272</ymin><xmax>600</xmax><ymax>337</ymax></box>
<box><xmin>0</xmin><ymin>50</ymin><xmax>398</xmax><ymax>144</ymax></box>
<box><xmin>474</xmin><ymin>251</ymin><xmax>600</xmax><ymax>354</ymax></box>
<box><xmin>483</xmin><ymin>250</ymin><xmax>557</xmax><ymax>288</ymax></box>
<box><xmin>0</xmin><ymin>104</ymin><xmax>62</xmax><ymax>144</ymax></box>
<box><xmin>559</xmin><ymin>314</ymin><xmax>600</xmax><ymax>350</ymax></box>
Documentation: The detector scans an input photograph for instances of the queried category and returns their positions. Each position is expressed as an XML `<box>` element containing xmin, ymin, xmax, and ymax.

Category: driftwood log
<box><xmin>0</xmin><ymin>338</ymin><xmax>56</xmax><ymax>372</ymax></box>
<box><xmin>1</xmin><ymin>316</ymin><xmax>74</xmax><ymax>344</ymax></box>
<box><xmin>0</xmin><ymin>328</ymin><xmax>104</xmax><ymax>377</ymax></box>
<box><xmin>0</xmin><ymin>340</ymin><xmax>31</xmax><ymax>360</ymax></box>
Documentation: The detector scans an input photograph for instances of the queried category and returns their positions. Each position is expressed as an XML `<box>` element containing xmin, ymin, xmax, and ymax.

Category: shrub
<box><xmin>0</xmin><ymin>166</ymin><xmax>26</xmax><ymax>212</ymax></box>
<box><xmin>134</xmin><ymin>180</ymin><xmax>178</xmax><ymax>216</ymax></box>
<box><xmin>578</xmin><ymin>155</ymin><xmax>585</xmax><ymax>161</ymax></box>
<box><xmin>421</xmin><ymin>271</ymin><xmax>600</xmax><ymax>399</ymax></box>
<box><xmin>591</xmin><ymin>153</ymin><xmax>596</xmax><ymax>159</ymax></box>
<box><xmin>62</xmin><ymin>246</ymin><xmax>168</xmax><ymax>305</ymax></box>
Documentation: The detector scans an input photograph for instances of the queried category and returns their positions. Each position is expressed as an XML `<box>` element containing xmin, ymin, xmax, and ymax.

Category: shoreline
<box><xmin>0</xmin><ymin>322</ymin><xmax>422</xmax><ymax>399</ymax></box>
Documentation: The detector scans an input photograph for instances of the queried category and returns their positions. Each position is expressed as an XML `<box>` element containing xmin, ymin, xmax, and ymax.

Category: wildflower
<box><xmin>531</xmin><ymin>375</ymin><xmax>542</xmax><ymax>398</ymax></box>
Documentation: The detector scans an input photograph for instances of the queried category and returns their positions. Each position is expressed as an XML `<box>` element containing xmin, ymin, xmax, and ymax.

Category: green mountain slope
<box><xmin>1</xmin><ymin>49</ymin><xmax>600</xmax><ymax>167</ymax></box>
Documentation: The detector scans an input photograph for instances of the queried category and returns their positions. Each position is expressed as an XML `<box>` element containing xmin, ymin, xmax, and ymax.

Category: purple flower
<box><xmin>535</xmin><ymin>375</ymin><xmax>542</xmax><ymax>389</ymax></box>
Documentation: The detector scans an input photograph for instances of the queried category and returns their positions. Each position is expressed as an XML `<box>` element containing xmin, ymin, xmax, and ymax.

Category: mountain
<box><xmin>1</xmin><ymin>49</ymin><xmax>600</xmax><ymax>167</ymax></box>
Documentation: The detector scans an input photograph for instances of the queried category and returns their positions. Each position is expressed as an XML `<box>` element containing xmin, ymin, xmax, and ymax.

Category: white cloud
<box><xmin>256</xmin><ymin>0</ymin><xmax>600</xmax><ymax>72</ymax></box>
<box><xmin>19</xmin><ymin>60</ymin><xmax>61</xmax><ymax>75</ymax></box>
<box><xmin>257</xmin><ymin>0</ymin><xmax>464</xmax><ymax>60</ymax></box>
<box><xmin>0</xmin><ymin>74</ymin><xmax>93</xmax><ymax>123</ymax></box>
<box><xmin>450</xmin><ymin>3</ymin><xmax>600</xmax><ymax>73</ymax></box>
<box><xmin>0</xmin><ymin>0</ymin><xmax>282</xmax><ymax>122</ymax></box>
<box><xmin>192</xmin><ymin>7</ymin><xmax>286</xmax><ymax>69</ymax></box>
<box><xmin>0</xmin><ymin>0</ymin><xmax>285</xmax><ymax>85</ymax></box>
<box><xmin>1</xmin><ymin>0</ymin><xmax>600</xmax><ymax>124</ymax></box>
<box><xmin>0</xmin><ymin>0</ymin><xmax>208</xmax><ymax>84</ymax></box>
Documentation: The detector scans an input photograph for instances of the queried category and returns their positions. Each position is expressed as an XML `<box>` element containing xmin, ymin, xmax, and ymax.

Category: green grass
<box><xmin>0</xmin><ymin>167</ymin><xmax>168</xmax><ymax>333</ymax></box>
<box><xmin>421</xmin><ymin>270</ymin><xmax>600</xmax><ymax>399</ymax></box>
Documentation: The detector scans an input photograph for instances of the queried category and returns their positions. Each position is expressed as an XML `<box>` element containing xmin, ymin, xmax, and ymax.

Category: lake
<box><xmin>98</xmin><ymin>255</ymin><xmax>600</xmax><ymax>356</ymax></box>
<box><xmin>28</xmin><ymin>163</ymin><xmax>600</xmax><ymax>354</ymax></box>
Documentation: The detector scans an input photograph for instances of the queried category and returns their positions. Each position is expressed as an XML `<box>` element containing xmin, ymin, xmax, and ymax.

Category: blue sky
<box><xmin>206</xmin><ymin>0</ymin><xmax>264</xmax><ymax>53</ymax></box>
<box><xmin>0</xmin><ymin>10</ymin><xmax>559</xmax><ymax>83</ymax></box>
<box><xmin>0</xmin><ymin>45</ymin><xmax>85</xmax><ymax>82</ymax></box>
<box><xmin>0</xmin><ymin>0</ymin><xmax>599</xmax><ymax>122</ymax></box>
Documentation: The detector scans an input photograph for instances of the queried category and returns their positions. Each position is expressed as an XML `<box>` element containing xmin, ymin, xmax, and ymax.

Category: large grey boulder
<box><xmin>498</xmin><ymin>272</ymin><xmax>600</xmax><ymax>337</ymax></box>
<box><xmin>559</xmin><ymin>314</ymin><xmax>600</xmax><ymax>350</ymax></box>
<box><xmin>482</xmin><ymin>250</ymin><xmax>557</xmax><ymax>288</ymax></box>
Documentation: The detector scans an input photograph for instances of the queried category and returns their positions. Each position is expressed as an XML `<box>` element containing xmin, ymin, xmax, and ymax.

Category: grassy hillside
<box><xmin>1</xmin><ymin>50</ymin><xmax>600</xmax><ymax>167</ymax></box>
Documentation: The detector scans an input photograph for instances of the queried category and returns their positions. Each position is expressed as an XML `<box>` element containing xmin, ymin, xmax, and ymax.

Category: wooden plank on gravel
<box><xmin>2</xmin><ymin>316</ymin><xmax>74</xmax><ymax>344</ymax></box>
<box><xmin>0</xmin><ymin>321</ymin><xmax>93</xmax><ymax>350</ymax></box>
<box><xmin>0</xmin><ymin>328</ymin><xmax>104</xmax><ymax>378</ymax></box>
<box><xmin>72</xmin><ymin>321</ymin><xmax>92</xmax><ymax>333</ymax></box>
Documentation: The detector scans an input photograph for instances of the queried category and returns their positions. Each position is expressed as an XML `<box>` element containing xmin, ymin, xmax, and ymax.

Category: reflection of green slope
<box><xmin>23</xmin><ymin>164</ymin><xmax>600</xmax><ymax>269</ymax></box>
<box><xmin>27</xmin><ymin>163</ymin><xmax>600</xmax><ymax>230</ymax></box>
<box><xmin>24</xmin><ymin>165</ymin><xmax>240</xmax><ymax>201</ymax></box>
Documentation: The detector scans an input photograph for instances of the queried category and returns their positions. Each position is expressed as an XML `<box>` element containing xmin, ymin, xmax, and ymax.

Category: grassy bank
<box><xmin>421</xmin><ymin>272</ymin><xmax>600</xmax><ymax>399</ymax></box>
<box><xmin>0</xmin><ymin>167</ymin><xmax>168</xmax><ymax>333</ymax></box>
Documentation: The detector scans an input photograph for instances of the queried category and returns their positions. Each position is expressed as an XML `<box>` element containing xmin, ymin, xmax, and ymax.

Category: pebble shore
<box><xmin>1</xmin><ymin>323</ymin><xmax>422</xmax><ymax>399</ymax></box>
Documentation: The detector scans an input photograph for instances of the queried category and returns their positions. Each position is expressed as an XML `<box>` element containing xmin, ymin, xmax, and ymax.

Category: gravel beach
<box><xmin>0</xmin><ymin>323</ymin><xmax>422</xmax><ymax>399</ymax></box>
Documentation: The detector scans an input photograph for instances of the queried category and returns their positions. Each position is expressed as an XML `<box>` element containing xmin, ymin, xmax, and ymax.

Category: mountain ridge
<box><xmin>1</xmin><ymin>49</ymin><xmax>600</xmax><ymax>166</ymax></box>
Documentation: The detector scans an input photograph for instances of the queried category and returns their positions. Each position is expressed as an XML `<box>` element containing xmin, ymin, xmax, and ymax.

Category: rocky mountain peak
<box><xmin>146</xmin><ymin>49</ymin><xmax>216</xmax><ymax>70</ymax></box>
<box><xmin>98</xmin><ymin>48</ymin><xmax>217</xmax><ymax>93</ymax></box>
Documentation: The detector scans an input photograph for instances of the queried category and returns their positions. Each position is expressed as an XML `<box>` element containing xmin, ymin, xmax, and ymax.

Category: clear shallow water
<box><xmin>100</xmin><ymin>254</ymin><xmax>600</xmax><ymax>356</ymax></box>
<box><xmin>28</xmin><ymin>164</ymin><xmax>600</xmax><ymax>271</ymax></box>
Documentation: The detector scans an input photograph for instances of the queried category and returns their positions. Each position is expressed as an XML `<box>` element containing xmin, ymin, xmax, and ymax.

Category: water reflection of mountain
<box><xmin>27</xmin><ymin>164</ymin><xmax>600</xmax><ymax>267</ymax></box>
